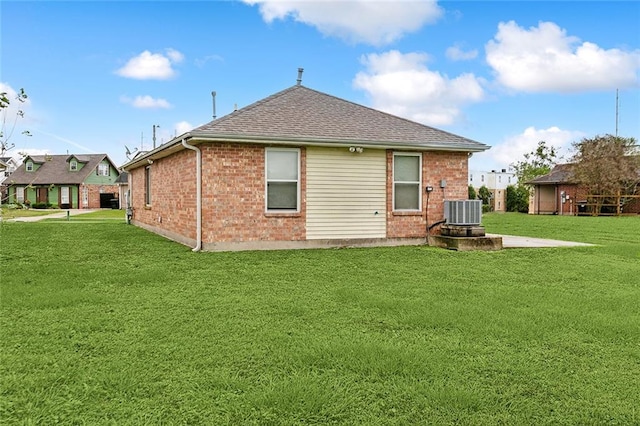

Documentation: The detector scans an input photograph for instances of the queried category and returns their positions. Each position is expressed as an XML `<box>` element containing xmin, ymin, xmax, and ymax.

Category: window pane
<box><xmin>267</xmin><ymin>182</ymin><xmax>297</xmax><ymax>209</ymax></box>
<box><xmin>267</xmin><ymin>151</ymin><xmax>298</xmax><ymax>180</ymax></box>
<box><xmin>395</xmin><ymin>183</ymin><xmax>419</xmax><ymax>210</ymax></box>
<box><xmin>394</xmin><ymin>156</ymin><xmax>419</xmax><ymax>182</ymax></box>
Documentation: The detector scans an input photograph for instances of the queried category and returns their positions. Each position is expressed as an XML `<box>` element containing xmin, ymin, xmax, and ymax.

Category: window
<box><xmin>470</xmin><ymin>174</ymin><xmax>473</xmax><ymax>182</ymax></box>
<box><xmin>16</xmin><ymin>186</ymin><xmax>24</xmax><ymax>203</ymax></box>
<box><xmin>97</xmin><ymin>162</ymin><xmax>109</xmax><ymax>176</ymax></box>
<box><xmin>393</xmin><ymin>153</ymin><xmax>421</xmax><ymax>211</ymax></box>
<box><xmin>508</xmin><ymin>177</ymin><xmax>512</xmax><ymax>184</ymax></box>
<box><xmin>70</xmin><ymin>160</ymin><xmax>78</xmax><ymax>171</ymax></box>
<box><xmin>82</xmin><ymin>186</ymin><xmax>88</xmax><ymax>207</ymax></box>
<box><xmin>61</xmin><ymin>186</ymin><xmax>70</xmax><ymax>205</ymax></box>
<box><xmin>498</xmin><ymin>176</ymin><xmax>502</xmax><ymax>183</ymax></box>
<box><xmin>265</xmin><ymin>148</ymin><xmax>299</xmax><ymax>211</ymax></box>
<box><xmin>26</xmin><ymin>161</ymin><xmax>34</xmax><ymax>172</ymax></box>
<box><xmin>481</xmin><ymin>175</ymin><xmax>485</xmax><ymax>182</ymax></box>
<box><xmin>145</xmin><ymin>166</ymin><xmax>152</xmax><ymax>205</ymax></box>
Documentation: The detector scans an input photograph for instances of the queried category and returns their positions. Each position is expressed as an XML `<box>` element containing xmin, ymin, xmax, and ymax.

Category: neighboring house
<box><xmin>527</xmin><ymin>164</ymin><xmax>640</xmax><ymax>215</ymax></box>
<box><xmin>115</xmin><ymin>171</ymin><xmax>129</xmax><ymax>209</ymax></box>
<box><xmin>469</xmin><ymin>168</ymin><xmax>517</xmax><ymax>212</ymax></box>
<box><xmin>0</xmin><ymin>156</ymin><xmax>21</xmax><ymax>202</ymax></box>
<box><xmin>7</xmin><ymin>154</ymin><xmax>120</xmax><ymax>208</ymax></box>
<box><xmin>123</xmin><ymin>83</ymin><xmax>489</xmax><ymax>251</ymax></box>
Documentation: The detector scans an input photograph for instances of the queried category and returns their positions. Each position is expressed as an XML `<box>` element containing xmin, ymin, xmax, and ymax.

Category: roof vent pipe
<box><xmin>297</xmin><ymin>68</ymin><xmax>304</xmax><ymax>86</ymax></box>
<box><xmin>211</xmin><ymin>91</ymin><xmax>217</xmax><ymax>120</ymax></box>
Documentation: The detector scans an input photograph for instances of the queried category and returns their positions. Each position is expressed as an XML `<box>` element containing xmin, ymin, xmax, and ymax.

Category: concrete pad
<box><xmin>487</xmin><ymin>234</ymin><xmax>594</xmax><ymax>248</ymax></box>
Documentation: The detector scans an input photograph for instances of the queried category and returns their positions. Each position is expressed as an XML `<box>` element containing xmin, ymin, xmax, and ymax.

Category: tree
<box><xmin>478</xmin><ymin>185</ymin><xmax>491</xmax><ymax>204</ymax></box>
<box><xmin>468</xmin><ymin>185</ymin><xmax>477</xmax><ymax>200</ymax></box>
<box><xmin>571</xmin><ymin>134</ymin><xmax>640</xmax><ymax>215</ymax></box>
<box><xmin>511</xmin><ymin>140</ymin><xmax>559</xmax><ymax>184</ymax></box>
<box><xmin>1</xmin><ymin>87</ymin><xmax>29</xmax><ymax>155</ymax></box>
<box><xmin>509</xmin><ymin>141</ymin><xmax>559</xmax><ymax>214</ymax></box>
<box><xmin>506</xmin><ymin>184</ymin><xmax>529</xmax><ymax>213</ymax></box>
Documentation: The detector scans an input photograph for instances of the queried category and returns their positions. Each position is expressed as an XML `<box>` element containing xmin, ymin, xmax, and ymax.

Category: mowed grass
<box><xmin>0</xmin><ymin>214</ymin><xmax>638</xmax><ymax>424</ymax></box>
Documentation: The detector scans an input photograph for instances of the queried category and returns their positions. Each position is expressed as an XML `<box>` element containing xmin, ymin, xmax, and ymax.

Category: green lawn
<box><xmin>0</xmin><ymin>207</ymin><xmax>62</xmax><ymax>221</ymax></box>
<box><xmin>1</xmin><ymin>214</ymin><xmax>638</xmax><ymax>424</ymax></box>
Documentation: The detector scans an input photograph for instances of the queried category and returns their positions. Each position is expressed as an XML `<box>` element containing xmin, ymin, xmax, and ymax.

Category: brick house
<box><xmin>7</xmin><ymin>154</ymin><xmax>120</xmax><ymax>208</ymax></box>
<box><xmin>527</xmin><ymin>164</ymin><xmax>640</xmax><ymax>215</ymax></box>
<box><xmin>123</xmin><ymin>83</ymin><xmax>489</xmax><ymax>251</ymax></box>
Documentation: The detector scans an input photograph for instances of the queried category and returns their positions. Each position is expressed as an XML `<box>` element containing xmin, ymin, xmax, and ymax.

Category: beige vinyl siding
<box><xmin>306</xmin><ymin>147</ymin><xmax>386</xmax><ymax>239</ymax></box>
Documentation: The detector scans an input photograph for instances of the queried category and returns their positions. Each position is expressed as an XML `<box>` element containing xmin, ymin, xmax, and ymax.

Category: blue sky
<box><xmin>2</xmin><ymin>0</ymin><xmax>639</xmax><ymax>172</ymax></box>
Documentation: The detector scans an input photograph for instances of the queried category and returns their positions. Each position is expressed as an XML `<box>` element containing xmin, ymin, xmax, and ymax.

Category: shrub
<box><xmin>31</xmin><ymin>202</ymin><xmax>53</xmax><ymax>209</ymax></box>
<box><xmin>468</xmin><ymin>185</ymin><xmax>477</xmax><ymax>200</ymax></box>
<box><xmin>506</xmin><ymin>185</ymin><xmax>530</xmax><ymax>213</ymax></box>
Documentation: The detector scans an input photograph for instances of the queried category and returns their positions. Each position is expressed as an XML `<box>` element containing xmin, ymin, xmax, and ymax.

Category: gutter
<box><xmin>181</xmin><ymin>139</ymin><xmax>202</xmax><ymax>252</ymax></box>
<box><xmin>123</xmin><ymin>132</ymin><xmax>489</xmax><ymax>171</ymax></box>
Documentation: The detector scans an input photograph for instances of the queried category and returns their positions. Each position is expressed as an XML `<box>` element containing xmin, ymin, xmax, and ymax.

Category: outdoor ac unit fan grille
<box><xmin>444</xmin><ymin>200</ymin><xmax>482</xmax><ymax>226</ymax></box>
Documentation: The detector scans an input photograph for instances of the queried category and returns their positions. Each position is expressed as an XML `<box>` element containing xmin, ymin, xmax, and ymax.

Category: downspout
<box><xmin>182</xmin><ymin>139</ymin><xmax>202</xmax><ymax>252</ymax></box>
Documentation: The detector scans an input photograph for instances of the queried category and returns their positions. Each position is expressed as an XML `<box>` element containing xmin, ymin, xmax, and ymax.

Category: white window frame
<box><xmin>97</xmin><ymin>162</ymin><xmax>109</xmax><ymax>176</ymax></box>
<box><xmin>82</xmin><ymin>186</ymin><xmax>89</xmax><ymax>207</ymax></box>
<box><xmin>70</xmin><ymin>160</ymin><xmax>78</xmax><ymax>171</ymax></box>
<box><xmin>393</xmin><ymin>152</ymin><xmax>422</xmax><ymax>212</ymax></box>
<box><xmin>145</xmin><ymin>166</ymin><xmax>152</xmax><ymax>206</ymax></box>
<box><xmin>16</xmin><ymin>186</ymin><xmax>25</xmax><ymax>203</ymax></box>
<box><xmin>61</xmin><ymin>186</ymin><xmax>70</xmax><ymax>204</ymax></box>
<box><xmin>265</xmin><ymin>148</ymin><xmax>300</xmax><ymax>213</ymax></box>
<box><xmin>26</xmin><ymin>161</ymin><xmax>34</xmax><ymax>172</ymax></box>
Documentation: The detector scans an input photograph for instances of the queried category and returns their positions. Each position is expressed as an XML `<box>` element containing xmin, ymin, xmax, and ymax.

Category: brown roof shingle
<box><xmin>191</xmin><ymin>85</ymin><xmax>488</xmax><ymax>151</ymax></box>
<box><xmin>8</xmin><ymin>154</ymin><xmax>112</xmax><ymax>185</ymax></box>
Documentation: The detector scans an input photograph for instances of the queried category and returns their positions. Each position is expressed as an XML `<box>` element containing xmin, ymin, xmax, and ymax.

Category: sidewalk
<box><xmin>3</xmin><ymin>209</ymin><xmax>100</xmax><ymax>222</ymax></box>
<box><xmin>487</xmin><ymin>234</ymin><xmax>595</xmax><ymax>248</ymax></box>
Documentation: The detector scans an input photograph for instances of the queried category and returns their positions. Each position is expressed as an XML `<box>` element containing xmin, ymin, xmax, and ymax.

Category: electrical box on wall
<box><xmin>440</xmin><ymin>179</ymin><xmax>447</xmax><ymax>188</ymax></box>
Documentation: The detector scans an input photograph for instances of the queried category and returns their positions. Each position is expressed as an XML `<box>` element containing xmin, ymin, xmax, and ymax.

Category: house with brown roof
<box><xmin>7</xmin><ymin>154</ymin><xmax>120</xmax><ymax>208</ymax></box>
<box><xmin>527</xmin><ymin>164</ymin><xmax>640</xmax><ymax>215</ymax></box>
<box><xmin>123</xmin><ymin>83</ymin><xmax>489</xmax><ymax>251</ymax></box>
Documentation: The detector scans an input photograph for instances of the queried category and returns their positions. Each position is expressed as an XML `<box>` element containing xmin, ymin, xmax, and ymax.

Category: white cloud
<box><xmin>120</xmin><ymin>95</ymin><xmax>172</xmax><ymax>109</ymax></box>
<box><xmin>446</xmin><ymin>44</ymin><xmax>478</xmax><ymax>61</ymax></box>
<box><xmin>174</xmin><ymin>121</ymin><xmax>194</xmax><ymax>137</ymax></box>
<box><xmin>242</xmin><ymin>0</ymin><xmax>442</xmax><ymax>45</ymax></box>
<box><xmin>483</xmin><ymin>126</ymin><xmax>584</xmax><ymax>167</ymax></box>
<box><xmin>353</xmin><ymin>50</ymin><xmax>485</xmax><ymax>126</ymax></box>
<box><xmin>486</xmin><ymin>21</ymin><xmax>640</xmax><ymax>93</ymax></box>
<box><xmin>116</xmin><ymin>49</ymin><xmax>184</xmax><ymax>80</ymax></box>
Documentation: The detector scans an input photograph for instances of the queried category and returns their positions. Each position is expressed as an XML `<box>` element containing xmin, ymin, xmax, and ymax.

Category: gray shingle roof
<box><xmin>526</xmin><ymin>164</ymin><xmax>575</xmax><ymax>185</ymax></box>
<box><xmin>8</xmin><ymin>154</ymin><xmax>112</xmax><ymax>185</ymax></box>
<box><xmin>190</xmin><ymin>85</ymin><xmax>488</xmax><ymax>151</ymax></box>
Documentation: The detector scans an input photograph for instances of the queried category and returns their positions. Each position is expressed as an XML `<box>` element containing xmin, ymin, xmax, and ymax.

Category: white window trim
<box><xmin>98</xmin><ymin>162</ymin><xmax>109</xmax><ymax>176</ymax></box>
<box><xmin>70</xmin><ymin>160</ymin><xmax>78</xmax><ymax>171</ymax></box>
<box><xmin>26</xmin><ymin>161</ymin><xmax>34</xmax><ymax>172</ymax></box>
<box><xmin>265</xmin><ymin>147</ymin><xmax>300</xmax><ymax>213</ymax></box>
<box><xmin>392</xmin><ymin>152</ymin><xmax>422</xmax><ymax>212</ymax></box>
<box><xmin>61</xmin><ymin>186</ymin><xmax>70</xmax><ymax>204</ymax></box>
<box><xmin>145</xmin><ymin>166</ymin><xmax>152</xmax><ymax>206</ymax></box>
<box><xmin>16</xmin><ymin>186</ymin><xmax>25</xmax><ymax>203</ymax></box>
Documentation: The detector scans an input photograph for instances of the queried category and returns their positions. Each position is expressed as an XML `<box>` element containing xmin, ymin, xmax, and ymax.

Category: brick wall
<box><xmin>130</xmin><ymin>144</ymin><xmax>471</xmax><ymax>246</ymax></box>
<box><xmin>80</xmin><ymin>184</ymin><xmax>119</xmax><ymax>209</ymax></box>
<box><xmin>129</xmin><ymin>143</ymin><xmax>306</xmax><ymax>245</ymax></box>
<box><xmin>386</xmin><ymin>151</ymin><xmax>468</xmax><ymax>238</ymax></box>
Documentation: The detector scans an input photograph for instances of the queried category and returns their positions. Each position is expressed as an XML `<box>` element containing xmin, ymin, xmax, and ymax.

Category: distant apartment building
<box><xmin>468</xmin><ymin>168</ymin><xmax>517</xmax><ymax>212</ymax></box>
